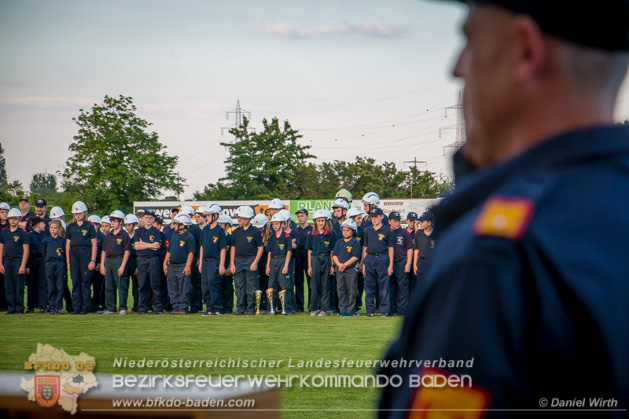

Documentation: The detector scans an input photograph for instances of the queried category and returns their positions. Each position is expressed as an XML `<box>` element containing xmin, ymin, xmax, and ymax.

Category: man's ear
<box><xmin>513</xmin><ymin>15</ymin><xmax>547</xmax><ymax>83</ymax></box>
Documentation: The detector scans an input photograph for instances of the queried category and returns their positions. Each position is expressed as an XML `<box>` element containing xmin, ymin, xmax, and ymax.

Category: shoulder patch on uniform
<box><xmin>473</xmin><ymin>197</ymin><xmax>535</xmax><ymax>240</ymax></box>
<box><xmin>408</xmin><ymin>368</ymin><xmax>490</xmax><ymax>419</ymax></box>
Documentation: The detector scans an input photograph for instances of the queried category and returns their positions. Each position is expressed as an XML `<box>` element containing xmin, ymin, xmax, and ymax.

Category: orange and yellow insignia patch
<box><xmin>473</xmin><ymin>197</ymin><xmax>535</xmax><ymax>240</ymax></box>
<box><xmin>408</xmin><ymin>368</ymin><xmax>490</xmax><ymax>419</ymax></box>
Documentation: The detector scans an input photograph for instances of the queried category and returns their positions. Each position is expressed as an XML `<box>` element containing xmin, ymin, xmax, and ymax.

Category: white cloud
<box><xmin>243</xmin><ymin>20</ymin><xmax>409</xmax><ymax>39</ymax></box>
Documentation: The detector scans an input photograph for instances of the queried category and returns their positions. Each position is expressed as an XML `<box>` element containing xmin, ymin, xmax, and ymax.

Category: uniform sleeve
<box><xmin>387</xmin><ymin>230</ymin><xmax>395</xmax><ymax>248</ymax></box>
<box><xmin>42</xmin><ymin>237</ymin><xmax>49</xmax><ymax>255</ymax></box>
<box><xmin>187</xmin><ymin>235</ymin><xmax>197</xmax><ymax>254</ymax></box>
<box><xmin>255</xmin><ymin>228</ymin><xmax>263</xmax><ymax>247</ymax></box>
<box><xmin>363</xmin><ymin>229</ymin><xmax>370</xmax><ymax>248</ymax></box>
<box><xmin>333</xmin><ymin>240</ymin><xmax>342</xmax><ymax>256</ymax></box>
<box><xmin>413</xmin><ymin>231</ymin><xmax>420</xmax><ymax>250</ymax></box>
<box><xmin>351</xmin><ymin>240</ymin><xmax>362</xmax><ymax>258</ymax></box>
<box><xmin>330</xmin><ymin>231</ymin><xmax>338</xmax><ymax>249</ymax></box>
<box><xmin>122</xmin><ymin>233</ymin><xmax>131</xmax><ymax>251</ymax></box>
<box><xmin>88</xmin><ymin>223</ymin><xmax>96</xmax><ymax>239</ymax></box>
<box><xmin>292</xmin><ymin>231</ymin><xmax>300</xmax><ymax>247</ymax></box>
<box><xmin>405</xmin><ymin>231</ymin><xmax>413</xmax><ymax>251</ymax></box>
<box><xmin>305</xmin><ymin>234</ymin><xmax>313</xmax><ymax>251</ymax></box>
<box><xmin>22</xmin><ymin>230</ymin><xmax>30</xmax><ymax>244</ymax></box>
<box><xmin>218</xmin><ymin>229</ymin><xmax>227</xmax><ymax>250</ymax></box>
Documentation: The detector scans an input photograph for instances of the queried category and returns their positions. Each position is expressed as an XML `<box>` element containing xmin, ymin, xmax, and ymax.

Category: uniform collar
<box><xmin>437</xmin><ymin>125</ymin><xmax>629</xmax><ymax>233</ymax></box>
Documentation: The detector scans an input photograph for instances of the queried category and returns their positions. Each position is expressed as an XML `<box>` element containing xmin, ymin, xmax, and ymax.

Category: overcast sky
<box><xmin>2</xmin><ymin>0</ymin><xmax>629</xmax><ymax>199</ymax></box>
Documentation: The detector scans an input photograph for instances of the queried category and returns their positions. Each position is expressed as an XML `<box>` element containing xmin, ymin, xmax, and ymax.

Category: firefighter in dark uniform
<box><xmin>18</xmin><ymin>198</ymin><xmax>35</xmax><ymax>231</ymax></box>
<box><xmin>387</xmin><ymin>211</ymin><xmax>412</xmax><ymax>316</ymax></box>
<box><xmin>413</xmin><ymin>211</ymin><xmax>435</xmax><ymax>288</ymax></box>
<box><xmin>347</xmin><ymin>206</ymin><xmax>365</xmax><ymax>314</ymax></box>
<box><xmin>379</xmin><ymin>0</ymin><xmax>629</xmax><ymax>416</ymax></box>
<box><xmin>405</xmin><ymin>212</ymin><xmax>419</xmax><ymax>292</ymax></box>
<box><xmin>26</xmin><ymin>217</ymin><xmax>47</xmax><ymax>312</ymax></box>
<box><xmin>361</xmin><ymin>207</ymin><xmax>393</xmax><ymax>317</ymax></box>
<box><xmin>163</xmin><ymin>214</ymin><xmax>196</xmax><ymax>315</ymax></box>
<box><xmin>294</xmin><ymin>208</ymin><xmax>312</xmax><ymax>312</ymax></box>
<box><xmin>153</xmin><ymin>215</ymin><xmax>170</xmax><ymax>311</ymax></box>
<box><xmin>162</xmin><ymin>207</ymin><xmax>180</xmax><ymax>241</ymax></box>
<box><xmin>0</xmin><ymin>208</ymin><xmax>30</xmax><ymax>314</ymax></box>
<box><xmin>133</xmin><ymin>209</ymin><xmax>164</xmax><ymax>314</ymax></box>
<box><xmin>66</xmin><ymin>201</ymin><xmax>97</xmax><ymax>315</ymax></box>
<box><xmin>200</xmin><ymin>205</ymin><xmax>227</xmax><ymax>316</ymax></box>
<box><xmin>33</xmin><ymin>199</ymin><xmax>51</xmax><ymax>236</ymax></box>
<box><xmin>217</xmin><ymin>214</ymin><xmax>234</xmax><ymax>313</ymax></box>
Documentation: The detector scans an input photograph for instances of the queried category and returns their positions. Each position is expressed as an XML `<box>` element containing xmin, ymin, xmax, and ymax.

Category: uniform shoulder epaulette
<box><xmin>473</xmin><ymin>196</ymin><xmax>535</xmax><ymax>240</ymax></box>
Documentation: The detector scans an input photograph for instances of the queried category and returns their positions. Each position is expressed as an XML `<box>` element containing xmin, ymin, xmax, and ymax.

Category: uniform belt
<box><xmin>138</xmin><ymin>255</ymin><xmax>157</xmax><ymax>259</ymax></box>
<box><xmin>107</xmin><ymin>255</ymin><xmax>124</xmax><ymax>260</ymax></box>
<box><xmin>315</xmin><ymin>253</ymin><xmax>329</xmax><ymax>257</ymax></box>
<box><xmin>271</xmin><ymin>255</ymin><xmax>286</xmax><ymax>259</ymax></box>
<box><xmin>235</xmin><ymin>255</ymin><xmax>252</xmax><ymax>259</ymax></box>
<box><xmin>203</xmin><ymin>257</ymin><xmax>219</xmax><ymax>261</ymax></box>
<box><xmin>368</xmin><ymin>252</ymin><xmax>385</xmax><ymax>256</ymax></box>
<box><xmin>46</xmin><ymin>258</ymin><xmax>63</xmax><ymax>262</ymax></box>
<box><xmin>4</xmin><ymin>256</ymin><xmax>22</xmax><ymax>260</ymax></box>
<box><xmin>71</xmin><ymin>245</ymin><xmax>90</xmax><ymax>249</ymax></box>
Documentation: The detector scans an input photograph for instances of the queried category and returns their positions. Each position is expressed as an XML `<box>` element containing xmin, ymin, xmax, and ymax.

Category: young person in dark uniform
<box><xmin>217</xmin><ymin>214</ymin><xmax>234</xmax><ymax>313</ymax></box>
<box><xmin>387</xmin><ymin>211</ymin><xmax>413</xmax><ymax>316</ymax></box>
<box><xmin>124</xmin><ymin>214</ymin><xmax>139</xmax><ymax>313</ymax></box>
<box><xmin>229</xmin><ymin>206</ymin><xmax>263</xmax><ymax>315</ymax></box>
<box><xmin>361</xmin><ymin>207</ymin><xmax>393</xmax><ymax>317</ymax></box>
<box><xmin>200</xmin><ymin>205</ymin><xmax>227</xmax><ymax>316</ymax></box>
<box><xmin>26</xmin><ymin>216</ymin><xmax>47</xmax><ymax>313</ymax></box>
<box><xmin>331</xmin><ymin>199</ymin><xmax>349</xmax><ymax>235</ymax></box>
<box><xmin>306</xmin><ymin>209</ymin><xmax>337</xmax><ymax>317</ymax></box>
<box><xmin>347</xmin><ymin>206</ymin><xmax>366</xmax><ymax>314</ymax></box>
<box><xmin>162</xmin><ymin>206</ymin><xmax>180</xmax><ymax>241</ymax></box>
<box><xmin>42</xmin><ymin>220</ymin><xmax>66</xmax><ymax>315</ymax></box>
<box><xmin>293</xmin><ymin>208</ymin><xmax>311</xmax><ymax>313</ymax></box>
<box><xmin>66</xmin><ymin>201</ymin><xmax>97</xmax><ymax>315</ymax></box>
<box><xmin>100</xmin><ymin>210</ymin><xmax>131</xmax><ymax>315</ymax></box>
<box><xmin>332</xmin><ymin>219</ymin><xmax>361</xmax><ymax>317</ymax></box>
<box><xmin>252</xmin><ymin>213</ymin><xmax>269</xmax><ymax>314</ymax></box>
<box><xmin>279</xmin><ymin>209</ymin><xmax>299</xmax><ymax>313</ymax></box>
<box><xmin>133</xmin><ymin>209</ymin><xmax>164</xmax><ymax>314</ymax></box>
<box><xmin>413</xmin><ymin>211</ymin><xmax>435</xmax><ymax>287</ymax></box>
<box><xmin>48</xmin><ymin>206</ymin><xmax>72</xmax><ymax>312</ymax></box>
<box><xmin>163</xmin><ymin>214</ymin><xmax>196</xmax><ymax>315</ymax></box>
<box><xmin>0</xmin><ymin>202</ymin><xmax>8</xmax><ymax>312</ymax></box>
<box><xmin>153</xmin><ymin>215</ymin><xmax>170</xmax><ymax>312</ymax></box>
<box><xmin>0</xmin><ymin>208</ymin><xmax>30</xmax><ymax>314</ymax></box>
<box><xmin>181</xmin><ymin>206</ymin><xmax>203</xmax><ymax>314</ymax></box>
<box><xmin>265</xmin><ymin>213</ymin><xmax>293</xmax><ymax>315</ymax></box>
<box><xmin>404</xmin><ymin>212</ymin><xmax>419</xmax><ymax>293</ymax></box>
<box><xmin>88</xmin><ymin>215</ymin><xmax>105</xmax><ymax>312</ymax></box>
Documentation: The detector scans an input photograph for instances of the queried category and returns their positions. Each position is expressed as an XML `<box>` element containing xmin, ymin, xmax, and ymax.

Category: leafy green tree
<box><xmin>62</xmin><ymin>95</ymin><xmax>185</xmax><ymax>214</ymax></box>
<box><xmin>30</xmin><ymin>172</ymin><xmax>57</xmax><ymax>194</ymax></box>
<box><xmin>0</xmin><ymin>142</ymin><xmax>6</xmax><ymax>186</ymax></box>
<box><xmin>195</xmin><ymin>117</ymin><xmax>315</xmax><ymax>200</ymax></box>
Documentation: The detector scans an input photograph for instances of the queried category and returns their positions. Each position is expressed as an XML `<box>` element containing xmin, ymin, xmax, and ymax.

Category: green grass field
<box><xmin>0</xmin><ymin>305</ymin><xmax>402</xmax><ymax>418</ymax></box>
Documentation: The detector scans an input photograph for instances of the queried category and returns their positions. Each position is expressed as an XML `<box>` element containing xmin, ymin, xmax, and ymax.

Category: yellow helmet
<box><xmin>335</xmin><ymin>188</ymin><xmax>352</xmax><ymax>203</ymax></box>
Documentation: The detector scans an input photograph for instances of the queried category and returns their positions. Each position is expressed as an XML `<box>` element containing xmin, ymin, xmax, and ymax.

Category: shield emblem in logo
<box><xmin>35</xmin><ymin>375</ymin><xmax>60</xmax><ymax>408</ymax></box>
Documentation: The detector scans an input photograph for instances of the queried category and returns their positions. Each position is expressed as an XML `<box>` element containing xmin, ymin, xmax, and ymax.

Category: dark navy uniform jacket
<box><xmin>1</xmin><ymin>227</ymin><xmax>30</xmax><ymax>258</ymax></box>
<box><xmin>363</xmin><ymin>224</ymin><xmax>393</xmax><ymax>255</ymax></box>
<box><xmin>333</xmin><ymin>237</ymin><xmax>361</xmax><ymax>267</ymax></box>
<box><xmin>232</xmin><ymin>226</ymin><xmax>263</xmax><ymax>257</ymax></box>
<box><xmin>267</xmin><ymin>231</ymin><xmax>292</xmax><ymax>257</ymax></box>
<box><xmin>102</xmin><ymin>230</ymin><xmax>131</xmax><ymax>257</ymax></box>
<box><xmin>66</xmin><ymin>222</ymin><xmax>96</xmax><ymax>248</ymax></box>
<box><xmin>28</xmin><ymin>230</ymin><xmax>44</xmax><ymax>260</ymax></box>
<box><xmin>295</xmin><ymin>224</ymin><xmax>312</xmax><ymax>250</ymax></box>
<box><xmin>413</xmin><ymin>229</ymin><xmax>435</xmax><ymax>259</ymax></box>
<box><xmin>379</xmin><ymin>126</ymin><xmax>629</xmax><ymax>417</ymax></box>
<box><xmin>200</xmin><ymin>225</ymin><xmax>227</xmax><ymax>259</ymax></box>
<box><xmin>390</xmin><ymin>228</ymin><xmax>412</xmax><ymax>262</ymax></box>
<box><xmin>168</xmin><ymin>230</ymin><xmax>196</xmax><ymax>264</ymax></box>
<box><xmin>42</xmin><ymin>236</ymin><xmax>66</xmax><ymax>261</ymax></box>
<box><xmin>305</xmin><ymin>230</ymin><xmax>337</xmax><ymax>255</ymax></box>
<box><xmin>133</xmin><ymin>226</ymin><xmax>162</xmax><ymax>258</ymax></box>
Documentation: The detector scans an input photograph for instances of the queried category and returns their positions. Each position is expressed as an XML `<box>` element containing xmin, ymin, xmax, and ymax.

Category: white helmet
<box><xmin>179</xmin><ymin>205</ymin><xmax>195</xmax><ymax>217</ymax></box>
<box><xmin>110</xmin><ymin>210</ymin><xmax>125</xmax><ymax>220</ymax></box>
<box><xmin>0</xmin><ymin>202</ymin><xmax>10</xmax><ymax>211</ymax></box>
<box><xmin>71</xmin><ymin>201</ymin><xmax>88</xmax><ymax>213</ymax></box>
<box><xmin>124</xmin><ymin>214</ymin><xmax>139</xmax><ymax>224</ymax></box>
<box><xmin>88</xmin><ymin>215</ymin><xmax>102</xmax><ymax>224</ymax></box>
<box><xmin>270</xmin><ymin>213</ymin><xmax>285</xmax><ymax>223</ymax></box>
<box><xmin>101</xmin><ymin>216</ymin><xmax>111</xmax><ymax>224</ymax></box>
<box><xmin>237</xmin><ymin>206</ymin><xmax>255</xmax><ymax>219</ymax></box>
<box><xmin>252</xmin><ymin>213</ymin><xmax>268</xmax><ymax>228</ymax></box>
<box><xmin>268</xmin><ymin>198</ymin><xmax>284</xmax><ymax>210</ymax></box>
<box><xmin>347</xmin><ymin>207</ymin><xmax>365</xmax><ymax>218</ymax></box>
<box><xmin>323</xmin><ymin>209</ymin><xmax>333</xmax><ymax>220</ymax></box>
<box><xmin>7</xmin><ymin>208</ymin><xmax>21</xmax><ymax>218</ymax></box>
<box><xmin>341</xmin><ymin>219</ymin><xmax>358</xmax><ymax>231</ymax></box>
<box><xmin>362</xmin><ymin>192</ymin><xmax>380</xmax><ymax>205</ymax></box>
<box><xmin>205</xmin><ymin>204</ymin><xmax>221</xmax><ymax>215</ymax></box>
<box><xmin>195</xmin><ymin>206</ymin><xmax>208</xmax><ymax>215</ymax></box>
<box><xmin>332</xmin><ymin>198</ymin><xmax>349</xmax><ymax>210</ymax></box>
<box><xmin>279</xmin><ymin>209</ymin><xmax>292</xmax><ymax>222</ymax></box>
<box><xmin>50</xmin><ymin>206</ymin><xmax>65</xmax><ymax>219</ymax></box>
<box><xmin>173</xmin><ymin>214</ymin><xmax>192</xmax><ymax>226</ymax></box>
<box><xmin>218</xmin><ymin>214</ymin><xmax>233</xmax><ymax>225</ymax></box>
<box><xmin>312</xmin><ymin>209</ymin><xmax>327</xmax><ymax>220</ymax></box>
